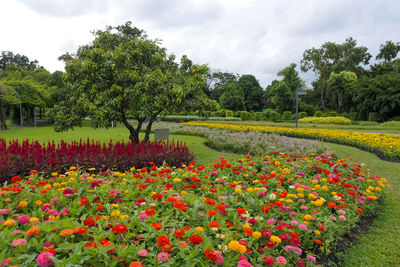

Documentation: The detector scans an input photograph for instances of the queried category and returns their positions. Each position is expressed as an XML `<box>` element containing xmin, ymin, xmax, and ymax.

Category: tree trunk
<box><xmin>120</xmin><ymin>111</ymin><xmax>144</xmax><ymax>145</ymax></box>
<box><xmin>0</xmin><ymin>102</ymin><xmax>7</xmax><ymax>130</ymax></box>
<box><xmin>144</xmin><ymin>119</ymin><xmax>153</xmax><ymax>143</ymax></box>
<box><xmin>337</xmin><ymin>92</ymin><xmax>342</xmax><ymax>115</ymax></box>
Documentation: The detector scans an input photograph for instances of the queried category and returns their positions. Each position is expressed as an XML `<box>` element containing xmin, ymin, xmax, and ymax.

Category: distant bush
<box><xmin>378</xmin><ymin>121</ymin><xmax>400</xmax><ymax>128</ymax></box>
<box><xmin>341</xmin><ymin>112</ymin><xmax>349</xmax><ymax>119</ymax></box>
<box><xmin>349</xmin><ymin>112</ymin><xmax>358</xmax><ymax>121</ymax></box>
<box><xmin>270</xmin><ymin>111</ymin><xmax>280</xmax><ymax>122</ymax></box>
<box><xmin>226</xmin><ymin>110</ymin><xmax>233</xmax><ymax>117</ymax></box>
<box><xmin>161</xmin><ymin>115</ymin><xmax>240</xmax><ymax>122</ymax></box>
<box><xmin>248</xmin><ymin>112</ymin><xmax>255</xmax><ymax>121</ymax></box>
<box><xmin>314</xmin><ymin>111</ymin><xmax>323</xmax><ymax>117</ymax></box>
<box><xmin>328</xmin><ymin>111</ymin><xmax>337</xmax><ymax>117</ymax></box>
<box><xmin>240</xmin><ymin>111</ymin><xmax>249</xmax><ymax>121</ymax></box>
<box><xmin>298</xmin><ymin>116</ymin><xmax>351</xmax><ymax>125</ymax></box>
<box><xmin>298</xmin><ymin>112</ymin><xmax>307</xmax><ymax>119</ymax></box>
<box><xmin>254</xmin><ymin>112</ymin><xmax>262</xmax><ymax>121</ymax></box>
<box><xmin>283</xmin><ymin>111</ymin><xmax>292</xmax><ymax>121</ymax></box>
<box><xmin>368</xmin><ymin>112</ymin><xmax>378</xmax><ymax>122</ymax></box>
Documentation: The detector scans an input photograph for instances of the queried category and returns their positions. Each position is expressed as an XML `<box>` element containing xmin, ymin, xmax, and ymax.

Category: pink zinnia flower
<box><xmin>306</xmin><ymin>255</ymin><xmax>316</xmax><ymax>263</ymax></box>
<box><xmin>276</xmin><ymin>256</ymin><xmax>287</xmax><ymax>265</ymax></box>
<box><xmin>156</xmin><ymin>252</ymin><xmax>170</xmax><ymax>263</ymax></box>
<box><xmin>0</xmin><ymin>209</ymin><xmax>11</xmax><ymax>215</ymax></box>
<box><xmin>267</xmin><ymin>218</ymin><xmax>275</xmax><ymax>225</ymax></box>
<box><xmin>18</xmin><ymin>216</ymin><xmax>30</xmax><ymax>224</ymax></box>
<box><xmin>299</xmin><ymin>224</ymin><xmax>308</xmax><ymax>231</ymax></box>
<box><xmin>0</xmin><ymin>258</ymin><xmax>11</xmax><ymax>266</ymax></box>
<box><xmin>138</xmin><ymin>249</ymin><xmax>149</xmax><ymax>257</ymax></box>
<box><xmin>238</xmin><ymin>260</ymin><xmax>253</xmax><ymax>267</ymax></box>
<box><xmin>50</xmin><ymin>198</ymin><xmax>59</xmax><ymax>204</ymax></box>
<box><xmin>36</xmin><ymin>252</ymin><xmax>54</xmax><ymax>267</ymax></box>
<box><xmin>11</xmin><ymin>238</ymin><xmax>27</xmax><ymax>247</ymax></box>
<box><xmin>137</xmin><ymin>213</ymin><xmax>148</xmax><ymax>220</ymax></box>
<box><xmin>339</xmin><ymin>215</ymin><xmax>346</xmax><ymax>221</ymax></box>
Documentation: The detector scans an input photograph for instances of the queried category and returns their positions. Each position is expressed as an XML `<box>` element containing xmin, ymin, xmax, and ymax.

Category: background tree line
<box><xmin>1</xmin><ymin>24</ymin><xmax>399</xmax><ymax>134</ymax></box>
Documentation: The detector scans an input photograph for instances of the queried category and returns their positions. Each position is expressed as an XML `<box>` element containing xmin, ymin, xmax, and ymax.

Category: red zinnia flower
<box><xmin>144</xmin><ymin>208</ymin><xmax>156</xmax><ymax>216</ymax></box>
<box><xmin>265</xmin><ymin>241</ymin><xmax>275</xmax><ymax>248</ymax></box>
<box><xmin>85</xmin><ymin>242</ymin><xmax>98</xmax><ymax>248</ymax></box>
<box><xmin>112</xmin><ymin>225</ymin><xmax>127</xmax><ymax>234</ymax></box>
<box><xmin>236</xmin><ymin>207</ymin><xmax>247</xmax><ymax>215</ymax></box>
<box><xmin>174</xmin><ymin>228</ymin><xmax>185</xmax><ymax>239</ymax></box>
<box><xmin>208</xmin><ymin>221</ymin><xmax>220</xmax><ymax>228</ymax></box>
<box><xmin>151</xmin><ymin>223</ymin><xmax>162</xmax><ymax>231</ymax></box>
<box><xmin>80</xmin><ymin>197</ymin><xmax>90</xmax><ymax>207</ymax></box>
<box><xmin>83</xmin><ymin>218</ymin><xmax>96</xmax><ymax>227</ymax></box>
<box><xmin>189</xmin><ymin>235</ymin><xmax>203</xmax><ymax>245</ymax></box>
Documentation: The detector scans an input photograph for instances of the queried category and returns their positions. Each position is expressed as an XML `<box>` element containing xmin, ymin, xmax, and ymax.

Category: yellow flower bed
<box><xmin>299</xmin><ymin>116</ymin><xmax>351</xmax><ymax>125</ymax></box>
<box><xmin>181</xmin><ymin>122</ymin><xmax>400</xmax><ymax>160</ymax></box>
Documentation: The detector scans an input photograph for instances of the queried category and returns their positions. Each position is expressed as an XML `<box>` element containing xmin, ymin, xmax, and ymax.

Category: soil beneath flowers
<box><xmin>318</xmin><ymin>207</ymin><xmax>380</xmax><ymax>266</ymax></box>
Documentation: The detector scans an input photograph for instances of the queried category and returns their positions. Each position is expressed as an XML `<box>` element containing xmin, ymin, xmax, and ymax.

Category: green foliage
<box><xmin>240</xmin><ymin>111</ymin><xmax>249</xmax><ymax>121</ymax></box>
<box><xmin>205</xmin><ymin>72</ymin><xmax>238</xmax><ymax>101</ymax></box>
<box><xmin>368</xmin><ymin>112</ymin><xmax>378</xmax><ymax>122</ymax></box>
<box><xmin>327</xmin><ymin>71</ymin><xmax>358</xmax><ymax>113</ymax></box>
<box><xmin>219</xmin><ymin>82</ymin><xmax>245</xmax><ymax>111</ymax></box>
<box><xmin>299</xmin><ymin>116</ymin><xmax>352</xmax><ymax>125</ymax></box>
<box><xmin>314</xmin><ymin>110</ymin><xmax>323</xmax><ymax>117</ymax></box>
<box><xmin>254</xmin><ymin>112</ymin><xmax>262</xmax><ymax>121</ymax></box>
<box><xmin>268</xmin><ymin>81</ymin><xmax>295</xmax><ymax>113</ymax></box>
<box><xmin>298</xmin><ymin>112</ymin><xmax>307</xmax><ymax>119</ymax></box>
<box><xmin>237</xmin><ymin>74</ymin><xmax>263</xmax><ymax>111</ymax></box>
<box><xmin>277</xmin><ymin>63</ymin><xmax>303</xmax><ymax>93</ymax></box>
<box><xmin>328</xmin><ymin>111</ymin><xmax>337</xmax><ymax>117</ymax></box>
<box><xmin>376</xmin><ymin>41</ymin><xmax>400</xmax><ymax>63</ymax></box>
<box><xmin>270</xmin><ymin>110</ymin><xmax>280</xmax><ymax>122</ymax></box>
<box><xmin>349</xmin><ymin>112</ymin><xmax>358</xmax><ymax>121</ymax></box>
<box><xmin>52</xmin><ymin>22</ymin><xmax>209</xmax><ymax>144</ymax></box>
<box><xmin>379</xmin><ymin>121</ymin><xmax>400</xmax><ymax>128</ymax></box>
<box><xmin>0</xmin><ymin>51</ymin><xmax>39</xmax><ymax>70</ymax></box>
<box><xmin>282</xmin><ymin>111</ymin><xmax>292</xmax><ymax>121</ymax></box>
<box><xmin>225</xmin><ymin>110</ymin><xmax>233</xmax><ymax>117</ymax></box>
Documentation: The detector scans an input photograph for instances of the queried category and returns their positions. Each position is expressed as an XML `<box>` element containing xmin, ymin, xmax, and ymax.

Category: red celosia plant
<box><xmin>0</xmin><ymin>139</ymin><xmax>193</xmax><ymax>182</ymax></box>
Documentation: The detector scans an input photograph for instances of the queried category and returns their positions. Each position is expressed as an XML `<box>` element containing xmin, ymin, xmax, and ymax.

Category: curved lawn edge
<box><xmin>180</xmin><ymin>122</ymin><xmax>400</xmax><ymax>162</ymax></box>
<box><xmin>175</xmin><ymin>133</ymin><xmax>400</xmax><ymax>266</ymax></box>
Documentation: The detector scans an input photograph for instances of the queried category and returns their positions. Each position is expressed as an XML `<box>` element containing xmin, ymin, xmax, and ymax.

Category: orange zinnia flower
<box><xmin>26</xmin><ymin>227</ymin><xmax>40</xmax><ymax>238</ymax></box>
<box><xmin>60</xmin><ymin>229</ymin><xmax>74</xmax><ymax>236</ymax></box>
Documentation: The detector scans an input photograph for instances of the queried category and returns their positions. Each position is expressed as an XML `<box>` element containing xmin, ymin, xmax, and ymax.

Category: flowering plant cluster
<box><xmin>0</xmin><ymin>139</ymin><xmax>193</xmax><ymax>183</ymax></box>
<box><xmin>182</xmin><ymin>122</ymin><xmax>400</xmax><ymax>160</ymax></box>
<box><xmin>0</xmin><ymin>153</ymin><xmax>388</xmax><ymax>266</ymax></box>
<box><xmin>151</xmin><ymin>123</ymin><xmax>330</xmax><ymax>156</ymax></box>
<box><xmin>298</xmin><ymin>117</ymin><xmax>351</xmax><ymax>125</ymax></box>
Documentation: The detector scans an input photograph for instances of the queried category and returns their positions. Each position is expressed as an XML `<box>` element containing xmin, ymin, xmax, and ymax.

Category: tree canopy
<box><xmin>52</xmin><ymin>21</ymin><xmax>209</xmax><ymax>143</ymax></box>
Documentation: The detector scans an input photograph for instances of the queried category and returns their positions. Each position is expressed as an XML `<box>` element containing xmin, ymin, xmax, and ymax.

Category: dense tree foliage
<box><xmin>219</xmin><ymin>82</ymin><xmax>245</xmax><ymax>111</ymax></box>
<box><xmin>237</xmin><ymin>74</ymin><xmax>263</xmax><ymax>111</ymax></box>
<box><xmin>53</xmin><ymin>22</ymin><xmax>209</xmax><ymax>143</ymax></box>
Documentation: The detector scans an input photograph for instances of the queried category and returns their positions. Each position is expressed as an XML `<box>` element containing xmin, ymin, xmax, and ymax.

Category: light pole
<box><xmin>295</xmin><ymin>87</ymin><xmax>303</xmax><ymax>129</ymax></box>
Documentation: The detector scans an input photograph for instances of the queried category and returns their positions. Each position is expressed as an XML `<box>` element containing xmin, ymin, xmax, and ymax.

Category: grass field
<box><xmin>1</xmin><ymin>124</ymin><xmax>400</xmax><ymax>266</ymax></box>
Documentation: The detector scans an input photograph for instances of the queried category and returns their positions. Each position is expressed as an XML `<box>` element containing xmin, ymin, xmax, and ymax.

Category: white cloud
<box><xmin>1</xmin><ymin>0</ymin><xmax>399</xmax><ymax>87</ymax></box>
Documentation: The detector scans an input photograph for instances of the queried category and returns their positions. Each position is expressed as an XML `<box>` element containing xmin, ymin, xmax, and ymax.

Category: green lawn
<box><xmin>1</xmin><ymin>125</ymin><xmax>399</xmax><ymax>266</ymax></box>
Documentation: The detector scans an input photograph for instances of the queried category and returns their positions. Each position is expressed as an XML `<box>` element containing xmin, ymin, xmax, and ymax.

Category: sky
<box><xmin>0</xmin><ymin>0</ymin><xmax>399</xmax><ymax>87</ymax></box>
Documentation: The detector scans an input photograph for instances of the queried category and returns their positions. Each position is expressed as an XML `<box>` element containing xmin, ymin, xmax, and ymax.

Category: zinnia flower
<box><xmin>156</xmin><ymin>252</ymin><xmax>170</xmax><ymax>263</ymax></box>
<box><xmin>36</xmin><ymin>252</ymin><xmax>54</xmax><ymax>267</ymax></box>
<box><xmin>276</xmin><ymin>256</ymin><xmax>287</xmax><ymax>265</ymax></box>
<box><xmin>11</xmin><ymin>238</ymin><xmax>27</xmax><ymax>247</ymax></box>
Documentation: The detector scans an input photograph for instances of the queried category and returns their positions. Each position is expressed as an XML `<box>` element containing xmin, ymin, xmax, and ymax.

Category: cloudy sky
<box><xmin>1</xmin><ymin>0</ymin><xmax>399</xmax><ymax>87</ymax></box>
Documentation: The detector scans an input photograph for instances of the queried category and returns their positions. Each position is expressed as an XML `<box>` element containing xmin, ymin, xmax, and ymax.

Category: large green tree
<box><xmin>53</xmin><ymin>22</ymin><xmax>209</xmax><ymax>144</ymax></box>
<box><xmin>376</xmin><ymin>41</ymin><xmax>400</xmax><ymax>64</ymax></box>
<box><xmin>267</xmin><ymin>81</ymin><xmax>295</xmax><ymax>113</ymax></box>
<box><xmin>205</xmin><ymin>71</ymin><xmax>238</xmax><ymax>101</ymax></box>
<box><xmin>0</xmin><ymin>51</ymin><xmax>39</xmax><ymax>70</ymax></box>
<box><xmin>219</xmin><ymin>82</ymin><xmax>245</xmax><ymax>111</ymax></box>
<box><xmin>327</xmin><ymin>71</ymin><xmax>357</xmax><ymax>114</ymax></box>
<box><xmin>277</xmin><ymin>63</ymin><xmax>302</xmax><ymax>93</ymax></box>
<box><xmin>237</xmin><ymin>74</ymin><xmax>263</xmax><ymax>111</ymax></box>
<box><xmin>300</xmin><ymin>37</ymin><xmax>371</xmax><ymax>110</ymax></box>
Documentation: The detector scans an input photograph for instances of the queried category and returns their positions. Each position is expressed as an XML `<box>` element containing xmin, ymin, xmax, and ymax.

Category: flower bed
<box><xmin>0</xmin><ymin>153</ymin><xmax>387</xmax><ymax>266</ymax></box>
<box><xmin>181</xmin><ymin>122</ymin><xmax>400</xmax><ymax>161</ymax></box>
<box><xmin>298</xmin><ymin>117</ymin><xmax>351</xmax><ymax>125</ymax></box>
<box><xmin>151</xmin><ymin>123</ymin><xmax>331</xmax><ymax>156</ymax></box>
<box><xmin>0</xmin><ymin>139</ymin><xmax>193</xmax><ymax>183</ymax></box>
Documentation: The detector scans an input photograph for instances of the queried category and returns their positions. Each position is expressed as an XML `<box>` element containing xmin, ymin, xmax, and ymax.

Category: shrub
<box><xmin>341</xmin><ymin>112</ymin><xmax>349</xmax><ymax>119</ymax></box>
<box><xmin>233</xmin><ymin>111</ymin><xmax>241</xmax><ymax>118</ymax></box>
<box><xmin>298</xmin><ymin>112</ymin><xmax>307</xmax><ymax>119</ymax></box>
<box><xmin>270</xmin><ymin>110</ymin><xmax>280</xmax><ymax>122</ymax></box>
<box><xmin>368</xmin><ymin>112</ymin><xmax>378</xmax><ymax>122</ymax></box>
<box><xmin>349</xmin><ymin>112</ymin><xmax>358</xmax><ymax>121</ymax></box>
<box><xmin>0</xmin><ymin>139</ymin><xmax>194</xmax><ymax>183</ymax></box>
<box><xmin>218</xmin><ymin>109</ymin><xmax>228</xmax><ymax>117</ymax></box>
<box><xmin>240</xmin><ymin>111</ymin><xmax>249</xmax><ymax>121</ymax></box>
<box><xmin>248</xmin><ymin>112</ymin><xmax>255</xmax><ymax>121</ymax></box>
<box><xmin>298</xmin><ymin>116</ymin><xmax>351</xmax><ymax>125</ymax></box>
<box><xmin>314</xmin><ymin>111</ymin><xmax>323</xmax><ymax>117</ymax></box>
<box><xmin>211</xmin><ymin>111</ymin><xmax>217</xmax><ymax>117</ymax></box>
<box><xmin>328</xmin><ymin>111</ymin><xmax>337</xmax><ymax>117</ymax></box>
<box><xmin>206</xmin><ymin>111</ymin><xmax>212</xmax><ymax>118</ymax></box>
<box><xmin>378</xmin><ymin>121</ymin><xmax>400</xmax><ymax>128</ymax></box>
<box><xmin>225</xmin><ymin>110</ymin><xmax>233</xmax><ymax>117</ymax></box>
<box><xmin>254</xmin><ymin>112</ymin><xmax>262</xmax><ymax>121</ymax></box>
<box><xmin>282</xmin><ymin>111</ymin><xmax>292</xmax><ymax>121</ymax></box>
